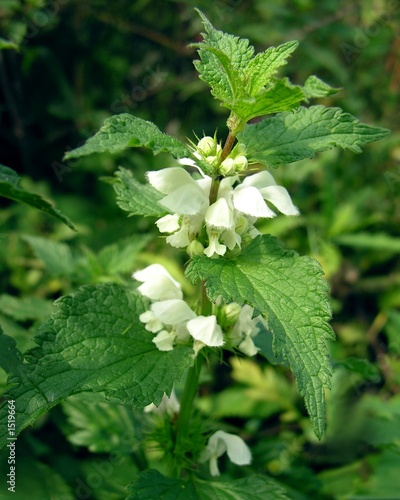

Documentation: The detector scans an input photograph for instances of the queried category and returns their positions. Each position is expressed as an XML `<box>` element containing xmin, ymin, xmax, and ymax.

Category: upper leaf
<box><xmin>0</xmin><ymin>165</ymin><xmax>75</xmax><ymax>230</ymax></box>
<box><xmin>245</xmin><ymin>40</ymin><xmax>299</xmax><ymax>95</ymax></box>
<box><xmin>238</xmin><ymin>105</ymin><xmax>390</xmax><ymax>167</ymax></box>
<box><xmin>302</xmin><ymin>76</ymin><xmax>341</xmax><ymax>99</ymax></box>
<box><xmin>0</xmin><ymin>283</ymin><xmax>193</xmax><ymax>448</ymax></box>
<box><xmin>230</xmin><ymin>79</ymin><xmax>304</xmax><ymax>123</ymax></box>
<box><xmin>64</xmin><ymin>114</ymin><xmax>190</xmax><ymax>160</ymax></box>
<box><xmin>186</xmin><ymin>235</ymin><xmax>334</xmax><ymax>439</ymax></box>
<box><xmin>192</xmin><ymin>11</ymin><xmax>301</xmax><ymax>131</ymax></box>
<box><xmin>113</xmin><ymin>168</ymin><xmax>166</xmax><ymax>217</ymax></box>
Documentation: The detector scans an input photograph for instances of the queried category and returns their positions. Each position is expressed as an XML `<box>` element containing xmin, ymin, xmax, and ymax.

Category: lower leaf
<box><xmin>0</xmin><ymin>283</ymin><xmax>193</xmax><ymax>448</ymax></box>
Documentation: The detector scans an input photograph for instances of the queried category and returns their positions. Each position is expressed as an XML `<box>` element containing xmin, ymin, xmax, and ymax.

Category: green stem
<box><xmin>209</xmin><ymin>177</ymin><xmax>220</xmax><ymax>205</ymax></box>
<box><xmin>174</xmin><ymin>354</ymin><xmax>203</xmax><ymax>477</ymax></box>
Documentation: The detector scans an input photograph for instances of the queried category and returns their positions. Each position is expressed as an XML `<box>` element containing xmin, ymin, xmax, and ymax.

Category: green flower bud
<box><xmin>224</xmin><ymin>302</ymin><xmax>242</xmax><ymax>323</ymax></box>
<box><xmin>205</xmin><ymin>155</ymin><xmax>219</xmax><ymax>167</ymax></box>
<box><xmin>234</xmin><ymin>155</ymin><xmax>248</xmax><ymax>172</ymax></box>
<box><xmin>186</xmin><ymin>240</ymin><xmax>205</xmax><ymax>257</ymax></box>
<box><xmin>219</xmin><ymin>157</ymin><xmax>236</xmax><ymax>176</ymax></box>
<box><xmin>235</xmin><ymin>215</ymin><xmax>249</xmax><ymax>235</ymax></box>
<box><xmin>197</xmin><ymin>136</ymin><xmax>216</xmax><ymax>156</ymax></box>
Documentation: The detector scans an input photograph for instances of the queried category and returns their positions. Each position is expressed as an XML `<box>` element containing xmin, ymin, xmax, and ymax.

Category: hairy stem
<box><xmin>174</xmin><ymin>354</ymin><xmax>203</xmax><ymax>477</ymax></box>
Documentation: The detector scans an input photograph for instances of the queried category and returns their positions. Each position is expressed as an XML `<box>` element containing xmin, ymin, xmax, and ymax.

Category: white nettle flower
<box><xmin>144</xmin><ymin>390</ymin><xmax>180</xmax><ymax>416</ymax></box>
<box><xmin>133</xmin><ymin>263</ymin><xmax>182</xmax><ymax>301</ymax></box>
<box><xmin>200</xmin><ymin>430</ymin><xmax>252</xmax><ymax>476</ymax></box>
<box><xmin>229</xmin><ymin>304</ymin><xmax>263</xmax><ymax>356</ymax></box>
<box><xmin>187</xmin><ymin>315</ymin><xmax>224</xmax><ymax>347</ymax></box>
<box><xmin>148</xmin><ymin>166</ymin><xmax>212</xmax><ymax>248</ymax></box>
<box><xmin>233</xmin><ymin>171</ymin><xmax>299</xmax><ymax>217</ymax></box>
<box><xmin>148</xmin><ymin>166</ymin><xmax>210</xmax><ymax>215</ymax></box>
<box><xmin>202</xmin><ymin>171</ymin><xmax>299</xmax><ymax>257</ymax></box>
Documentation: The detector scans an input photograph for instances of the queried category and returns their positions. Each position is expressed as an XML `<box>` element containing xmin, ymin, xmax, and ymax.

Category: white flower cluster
<box><xmin>147</xmin><ymin>136</ymin><xmax>299</xmax><ymax>258</ymax></box>
<box><xmin>133</xmin><ymin>264</ymin><xmax>263</xmax><ymax>356</ymax></box>
<box><xmin>134</xmin><ymin>264</ymin><xmax>223</xmax><ymax>354</ymax></box>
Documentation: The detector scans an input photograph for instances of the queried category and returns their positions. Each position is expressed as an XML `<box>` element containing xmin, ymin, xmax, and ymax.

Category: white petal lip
<box><xmin>187</xmin><ymin>315</ymin><xmax>224</xmax><ymax>347</ymax></box>
<box><xmin>133</xmin><ymin>264</ymin><xmax>181</xmax><ymax>289</ymax></box>
<box><xmin>233</xmin><ymin>186</ymin><xmax>276</xmax><ymax>218</ymax></box>
<box><xmin>205</xmin><ymin>198</ymin><xmax>234</xmax><ymax>229</ymax></box>
<box><xmin>152</xmin><ymin>330</ymin><xmax>175</xmax><ymax>351</ymax></box>
<box><xmin>159</xmin><ymin>183</ymin><xmax>208</xmax><ymax>215</ymax></box>
<box><xmin>200</xmin><ymin>430</ymin><xmax>252</xmax><ymax>476</ymax></box>
<box><xmin>259</xmin><ymin>185</ymin><xmax>300</xmax><ymax>215</ymax></box>
<box><xmin>147</xmin><ymin>167</ymin><xmax>195</xmax><ymax>194</ymax></box>
<box><xmin>156</xmin><ymin>214</ymin><xmax>180</xmax><ymax>233</ymax></box>
<box><xmin>151</xmin><ymin>299</ymin><xmax>196</xmax><ymax>325</ymax></box>
<box><xmin>137</xmin><ymin>275</ymin><xmax>183</xmax><ymax>301</ymax></box>
<box><xmin>240</xmin><ymin>170</ymin><xmax>277</xmax><ymax>189</ymax></box>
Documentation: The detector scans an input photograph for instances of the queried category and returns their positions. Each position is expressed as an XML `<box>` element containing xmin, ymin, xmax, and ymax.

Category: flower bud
<box><xmin>186</xmin><ymin>240</ymin><xmax>205</xmax><ymax>257</ymax></box>
<box><xmin>219</xmin><ymin>157</ymin><xmax>236</xmax><ymax>176</ymax></box>
<box><xmin>197</xmin><ymin>136</ymin><xmax>216</xmax><ymax>156</ymax></box>
<box><xmin>235</xmin><ymin>215</ymin><xmax>249</xmax><ymax>235</ymax></box>
<box><xmin>205</xmin><ymin>155</ymin><xmax>219</xmax><ymax>167</ymax></box>
<box><xmin>234</xmin><ymin>155</ymin><xmax>248</xmax><ymax>172</ymax></box>
<box><xmin>224</xmin><ymin>303</ymin><xmax>242</xmax><ymax>323</ymax></box>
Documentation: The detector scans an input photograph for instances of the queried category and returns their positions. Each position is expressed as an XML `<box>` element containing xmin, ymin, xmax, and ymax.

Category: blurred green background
<box><xmin>0</xmin><ymin>1</ymin><xmax>399</xmax><ymax>498</ymax></box>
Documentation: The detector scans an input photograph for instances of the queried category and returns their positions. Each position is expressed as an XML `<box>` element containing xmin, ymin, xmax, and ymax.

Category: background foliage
<box><xmin>0</xmin><ymin>0</ymin><xmax>399</xmax><ymax>498</ymax></box>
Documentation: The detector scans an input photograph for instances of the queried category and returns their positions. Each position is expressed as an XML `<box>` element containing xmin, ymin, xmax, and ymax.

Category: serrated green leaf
<box><xmin>97</xmin><ymin>235</ymin><xmax>151</xmax><ymax>275</ymax></box>
<box><xmin>192</xmin><ymin>13</ymin><xmax>303</xmax><ymax>129</ymax></box>
<box><xmin>245</xmin><ymin>40</ymin><xmax>298</xmax><ymax>95</ymax></box>
<box><xmin>238</xmin><ymin>106</ymin><xmax>390</xmax><ymax>167</ymax></box>
<box><xmin>23</xmin><ymin>235</ymin><xmax>76</xmax><ymax>276</ymax></box>
<box><xmin>0</xmin><ymin>294</ymin><xmax>53</xmax><ymax>322</ymax></box>
<box><xmin>302</xmin><ymin>76</ymin><xmax>341</xmax><ymax>99</ymax></box>
<box><xmin>230</xmin><ymin>78</ymin><xmax>304</xmax><ymax>123</ymax></box>
<box><xmin>128</xmin><ymin>470</ymin><xmax>290</xmax><ymax>499</ymax></box>
<box><xmin>186</xmin><ymin>235</ymin><xmax>334</xmax><ymax>439</ymax></box>
<box><xmin>0</xmin><ymin>164</ymin><xmax>75</xmax><ymax>230</ymax></box>
<box><xmin>64</xmin><ymin>114</ymin><xmax>190</xmax><ymax>160</ymax></box>
<box><xmin>0</xmin><ymin>455</ymin><xmax>74</xmax><ymax>499</ymax></box>
<box><xmin>113</xmin><ymin>168</ymin><xmax>166</xmax><ymax>217</ymax></box>
<box><xmin>0</xmin><ymin>283</ymin><xmax>193</xmax><ymax>447</ymax></box>
<box><xmin>193</xmin><ymin>475</ymin><xmax>290</xmax><ymax>499</ymax></box>
<box><xmin>192</xmin><ymin>9</ymin><xmax>254</xmax><ymax>105</ymax></box>
<box><xmin>62</xmin><ymin>393</ymin><xmax>138</xmax><ymax>453</ymax></box>
<box><xmin>128</xmin><ymin>469</ymin><xmax>197</xmax><ymax>499</ymax></box>
<box><xmin>0</xmin><ymin>329</ymin><xmax>24</xmax><ymax>374</ymax></box>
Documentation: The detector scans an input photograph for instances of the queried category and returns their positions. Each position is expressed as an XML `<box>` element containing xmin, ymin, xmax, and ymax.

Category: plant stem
<box><xmin>174</xmin><ymin>354</ymin><xmax>203</xmax><ymax>477</ymax></box>
<box><xmin>220</xmin><ymin>132</ymin><xmax>236</xmax><ymax>162</ymax></box>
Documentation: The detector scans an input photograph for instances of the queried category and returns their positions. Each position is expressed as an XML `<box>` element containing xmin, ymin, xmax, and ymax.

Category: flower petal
<box><xmin>152</xmin><ymin>330</ymin><xmax>176</xmax><ymax>351</ymax></box>
<box><xmin>151</xmin><ymin>299</ymin><xmax>196</xmax><ymax>325</ymax></box>
<box><xmin>137</xmin><ymin>275</ymin><xmax>183</xmax><ymax>301</ymax></box>
<box><xmin>203</xmin><ymin>231</ymin><xmax>226</xmax><ymax>258</ymax></box>
<box><xmin>210</xmin><ymin>431</ymin><xmax>252</xmax><ymax>466</ymax></box>
<box><xmin>133</xmin><ymin>264</ymin><xmax>180</xmax><ymax>288</ymax></box>
<box><xmin>159</xmin><ymin>183</ymin><xmax>208</xmax><ymax>215</ymax></box>
<box><xmin>147</xmin><ymin>167</ymin><xmax>195</xmax><ymax>194</ymax></box>
<box><xmin>240</xmin><ymin>170</ymin><xmax>277</xmax><ymax>189</ymax></box>
<box><xmin>233</xmin><ymin>186</ymin><xmax>276</xmax><ymax>218</ymax></box>
<box><xmin>156</xmin><ymin>214</ymin><xmax>181</xmax><ymax>233</ymax></box>
<box><xmin>200</xmin><ymin>430</ymin><xmax>252</xmax><ymax>476</ymax></box>
<box><xmin>205</xmin><ymin>198</ymin><xmax>234</xmax><ymax>229</ymax></box>
<box><xmin>187</xmin><ymin>315</ymin><xmax>224</xmax><ymax>347</ymax></box>
<box><xmin>259</xmin><ymin>185</ymin><xmax>300</xmax><ymax>216</ymax></box>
